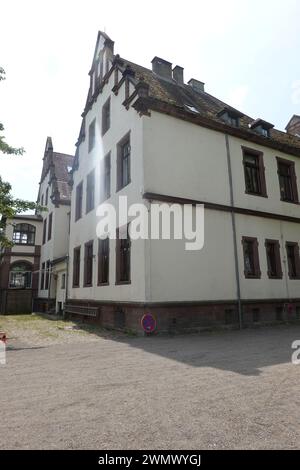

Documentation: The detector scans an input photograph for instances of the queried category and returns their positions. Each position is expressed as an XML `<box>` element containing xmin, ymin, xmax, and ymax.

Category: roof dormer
<box><xmin>249</xmin><ymin>118</ymin><xmax>274</xmax><ymax>137</ymax></box>
<box><xmin>217</xmin><ymin>107</ymin><xmax>244</xmax><ymax>127</ymax></box>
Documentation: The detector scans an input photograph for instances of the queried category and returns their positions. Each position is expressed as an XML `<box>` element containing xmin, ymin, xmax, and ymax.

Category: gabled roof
<box><xmin>39</xmin><ymin>137</ymin><xmax>74</xmax><ymax>205</ymax></box>
<box><xmin>120</xmin><ymin>57</ymin><xmax>300</xmax><ymax>152</ymax></box>
<box><xmin>77</xmin><ymin>34</ymin><xmax>300</xmax><ymax>158</ymax></box>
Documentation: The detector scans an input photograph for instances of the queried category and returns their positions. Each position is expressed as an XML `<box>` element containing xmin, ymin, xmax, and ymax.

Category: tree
<box><xmin>0</xmin><ymin>67</ymin><xmax>39</xmax><ymax>247</ymax></box>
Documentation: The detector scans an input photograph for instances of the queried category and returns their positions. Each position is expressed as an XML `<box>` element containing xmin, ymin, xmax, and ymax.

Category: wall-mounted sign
<box><xmin>141</xmin><ymin>314</ymin><xmax>157</xmax><ymax>333</ymax></box>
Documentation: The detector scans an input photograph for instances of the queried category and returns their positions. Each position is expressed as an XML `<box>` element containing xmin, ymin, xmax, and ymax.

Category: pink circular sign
<box><xmin>141</xmin><ymin>314</ymin><xmax>157</xmax><ymax>333</ymax></box>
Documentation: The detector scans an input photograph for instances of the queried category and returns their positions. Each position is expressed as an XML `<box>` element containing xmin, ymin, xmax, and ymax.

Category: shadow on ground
<box><xmin>34</xmin><ymin>314</ymin><xmax>300</xmax><ymax>377</ymax></box>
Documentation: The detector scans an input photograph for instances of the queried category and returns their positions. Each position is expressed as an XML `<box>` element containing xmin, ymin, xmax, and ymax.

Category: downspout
<box><xmin>64</xmin><ymin>255</ymin><xmax>69</xmax><ymax>319</ymax></box>
<box><xmin>225</xmin><ymin>134</ymin><xmax>243</xmax><ymax>329</ymax></box>
<box><xmin>47</xmin><ymin>263</ymin><xmax>52</xmax><ymax>314</ymax></box>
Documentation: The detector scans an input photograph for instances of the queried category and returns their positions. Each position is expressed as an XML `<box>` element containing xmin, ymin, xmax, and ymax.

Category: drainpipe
<box><xmin>64</xmin><ymin>255</ymin><xmax>69</xmax><ymax>319</ymax></box>
<box><xmin>47</xmin><ymin>263</ymin><xmax>52</xmax><ymax>314</ymax></box>
<box><xmin>225</xmin><ymin>134</ymin><xmax>243</xmax><ymax>329</ymax></box>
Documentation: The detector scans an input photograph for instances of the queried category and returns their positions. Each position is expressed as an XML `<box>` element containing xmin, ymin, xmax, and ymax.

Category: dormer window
<box><xmin>217</xmin><ymin>108</ymin><xmax>243</xmax><ymax>128</ymax></box>
<box><xmin>250</xmin><ymin>119</ymin><xmax>274</xmax><ymax>138</ymax></box>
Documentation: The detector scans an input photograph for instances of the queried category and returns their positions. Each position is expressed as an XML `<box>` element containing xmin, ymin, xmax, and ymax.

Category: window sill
<box><xmin>99</xmin><ymin>195</ymin><xmax>111</xmax><ymax>204</ymax></box>
<box><xmin>280</xmin><ymin>199</ymin><xmax>300</xmax><ymax>205</ymax></box>
<box><xmin>85</xmin><ymin>207</ymin><xmax>95</xmax><ymax>215</ymax></box>
<box><xmin>98</xmin><ymin>282</ymin><xmax>109</xmax><ymax>287</ymax></box>
<box><xmin>116</xmin><ymin>181</ymin><xmax>131</xmax><ymax>193</ymax></box>
<box><xmin>13</xmin><ymin>243</ymin><xmax>35</xmax><ymax>247</ymax></box>
<box><xmin>115</xmin><ymin>281</ymin><xmax>131</xmax><ymax>286</ymax></box>
<box><xmin>101</xmin><ymin>128</ymin><xmax>109</xmax><ymax>137</ymax></box>
<box><xmin>83</xmin><ymin>283</ymin><xmax>93</xmax><ymax>288</ymax></box>
<box><xmin>245</xmin><ymin>191</ymin><xmax>268</xmax><ymax>199</ymax></box>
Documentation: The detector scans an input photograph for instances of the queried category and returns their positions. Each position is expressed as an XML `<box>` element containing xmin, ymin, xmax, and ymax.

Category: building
<box><xmin>34</xmin><ymin>137</ymin><xmax>74</xmax><ymax>314</ymax></box>
<box><xmin>0</xmin><ymin>214</ymin><xmax>42</xmax><ymax>314</ymax></box>
<box><xmin>64</xmin><ymin>31</ymin><xmax>300</xmax><ymax>333</ymax></box>
<box><xmin>3</xmin><ymin>31</ymin><xmax>300</xmax><ymax>333</ymax></box>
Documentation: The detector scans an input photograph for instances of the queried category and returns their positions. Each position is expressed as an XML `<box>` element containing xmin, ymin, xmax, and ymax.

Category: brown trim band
<box><xmin>65</xmin><ymin>298</ymin><xmax>300</xmax><ymax>308</ymax></box>
<box><xmin>9</xmin><ymin>252</ymin><xmax>36</xmax><ymax>258</ymax></box>
<box><xmin>143</xmin><ymin>192</ymin><xmax>300</xmax><ymax>224</ymax></box>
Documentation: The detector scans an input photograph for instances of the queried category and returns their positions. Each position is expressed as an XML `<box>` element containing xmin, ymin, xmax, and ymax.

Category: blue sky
<box><xmin>1</xmin><ymin>0</ymin><xmax>300</xmax><ymax>203</ymax></box>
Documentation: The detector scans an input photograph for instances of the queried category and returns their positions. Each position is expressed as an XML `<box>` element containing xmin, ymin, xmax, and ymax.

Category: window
<box><xmin>73</xmin><ymin>246</ymin><xmax>81</xmax><ymax>287</ymax></box>
<box><xmin>41</xmin><ymin>194</ymin><xmax>44</xmax><ymax>206</ymax></box>
<box><xmin>84</xmin><ymin>241</ymin><xmax>94</xmax><ymax>287</ymax></box>
<box><xmin>116</xmin><ymin>225</ymin><xmax>131</xmax><ymax>284</ymax></box>
<box><xmin>42</xmin><ymin>218</ymin><xmax>47</xmax><ymax>245</ymax></box>
<box><xmin>41</xmin><ymin>262</ymin><xmax>45</xmax><ymax>290</ymax></box>
<box><xmin>75</xmin><ymin>181</ymin><xmax>83</xmax><ymax>221</ymax></box>
<box><xmin>45</xmin><ymin>260</ymin><xmax>50</xmax><ymax>290</ymax></box>
<box><xmin>45</xmin><ymin>187</ymin><xmax>49</xmax><ymax>205</ymax></box>
<box><xmin>86</xmin><ymin>169</ymin><xmax>95</xmax><ymax>213</ymax></box>
<box><xmin>260</xmin><ymin>128</ymin><xmax>270</xmax><ymax>138</ymax></box>
<box><xmin>218</xmin><ymin>108</ymin><xmax>242</xmax><ymax>127</ymax></box>
<box><xmin>61</xmin><ymin>273</ymin><xmax>66</xmax><ymax>290</ymax></box>
<box><xmin>88</xmin><ymin>119</ymin><xmax>96</xmax><ymax>152</ymax></box>
<box><xmin>117</xmin><ymin>134</ymin><xmax>131</xmax><ymax>191</ymax></box>
<box><xmin>242</xmin><ymin>147</ymin><xmax>267</xmax><ymax>197</ymax></box>
<box><xmin>242</xmin><ymin>237</ymin><xmax>261</xmax><ymax>279</ymax></box>
<box><xmin>286</xmin><ymin>242</ymin><xmax>300</xmax><ymax>279</ymax></box>
<box><xmin>277</xmin><ymin>158</ymin><xmax>299</xmax><ymax>203</ymax></box>
<box><xmin>102</xmin><ymin>98</ymin><xmax>111</xmax><ymax>135</ymax></box>
<box><xmin>265</xmin><ymin>240</ymin><xmax>282</xmax><ymax>279</ymax></box>
<box><xmin>98</xmin><ymin>238</ymin><xmax>109</xmax><ymax>285</ymax></box>
<box><xmin>9</xmin><ymin>262</ymin><xmax>32</xmax><ymax>289</ymax></box>
<box><xmin>12</xmin><ymin>223</ymin><xmax>36</xmax><ymax>245</ymax></box>
<box><xmin>48</xmin><ymin>213</ymin><xmax>53</xmax><ymax>241</ymax></box>
<box><xmin>100</xmin><ymin>153</ymin><xmax>111</xmax><ymax>202</ymax></box>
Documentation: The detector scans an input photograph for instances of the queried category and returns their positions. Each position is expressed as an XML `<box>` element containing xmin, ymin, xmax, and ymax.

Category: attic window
<box><xmin>217</xmin><ymin>108</ymin><xmax>242</xmax><ymax>127</ymax></box>
<box><xmin>185</xmin><ymin>105</ymin><xmax>199</xmax><ymax>114</ymax></box>
<box><xmin>250</xmin><ymin>119</ymin><xmax>274</xmax><ymax>138</ymax></box>
<box><xmin>260</xmin><ymin>128</ymin><xmax>270</xmax><ymax>137</ymax></box>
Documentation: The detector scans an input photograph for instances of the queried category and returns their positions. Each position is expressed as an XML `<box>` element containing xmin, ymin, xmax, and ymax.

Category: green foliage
<box><xmin>0</xmin><ymin>67</ymin><xmax>39</xmax><ymax>247</ymax></box>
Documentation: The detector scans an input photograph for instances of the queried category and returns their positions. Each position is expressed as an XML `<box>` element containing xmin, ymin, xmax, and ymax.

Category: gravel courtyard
<box><xmin>1</xmin><ymin>315</ymin><xmax>300</xmax><ymax>450</ymax></box>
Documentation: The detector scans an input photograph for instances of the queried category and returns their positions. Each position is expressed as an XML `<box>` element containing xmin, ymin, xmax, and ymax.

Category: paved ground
<box><xmin>1</xmin><ymin>316</ymin><xmax>300</xmax><ymax>449</ymax></box>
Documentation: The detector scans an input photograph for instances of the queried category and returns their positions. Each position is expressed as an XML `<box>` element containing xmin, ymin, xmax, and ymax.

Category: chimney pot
<box><xmin>286</xmin><ymin>115</ymin><xmax>300</xmax><ymax>137</ymax></box>
<box><xmin>173</xmin><ymin>66</ymin><xmax>184</xmax><ymax>84</ymax></box>
<box><xmin>151</xmin><ymin>57</ymin><xmax>172</xmax><ymax>79</ymax></box>
<box><xmin>188</xmin><ymin>78</ymin><xmax>205</xmax><ymax>93</ymax></box>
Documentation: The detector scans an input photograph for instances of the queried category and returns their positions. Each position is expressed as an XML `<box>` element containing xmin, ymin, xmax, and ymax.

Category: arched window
<box><xmin>9</xmin><ymin>262</ymin><xmax>33</xmax><ymax>289</ymax></box>
<box><xmin>13</xmin><ymin>223</ymin><xmax>36</xmax><ymax>245</ymax></box>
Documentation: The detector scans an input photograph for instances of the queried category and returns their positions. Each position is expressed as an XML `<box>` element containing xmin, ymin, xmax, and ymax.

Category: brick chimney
<box><xmin>188</xmin><ymin>78</ymin><xmax>205</xmax><ymax>93</ymax></box>
<box><xmin>172</xmin><ymin>66</ymin><xmax>184</xmax><ymax>85</ymax></box>
<box><xmin>286</xmin><ymin>115</ymin><xmax>300</xmax><ymax>137</ymax></box>
<box><xmin>151</xmin><ymin>57</ymin><xmax>172</xmax><ymax>80</ymax></box>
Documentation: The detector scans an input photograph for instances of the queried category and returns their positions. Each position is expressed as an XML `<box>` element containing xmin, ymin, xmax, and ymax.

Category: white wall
<box><xmin>38</xmin><ymin>171</ymin><xmax>70</xmax><ymax>298</ymax></box>
<box><xmin>68</xmin><ymin>66</ymin><xmax>147</xmax><ymax>302</ymax></box>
